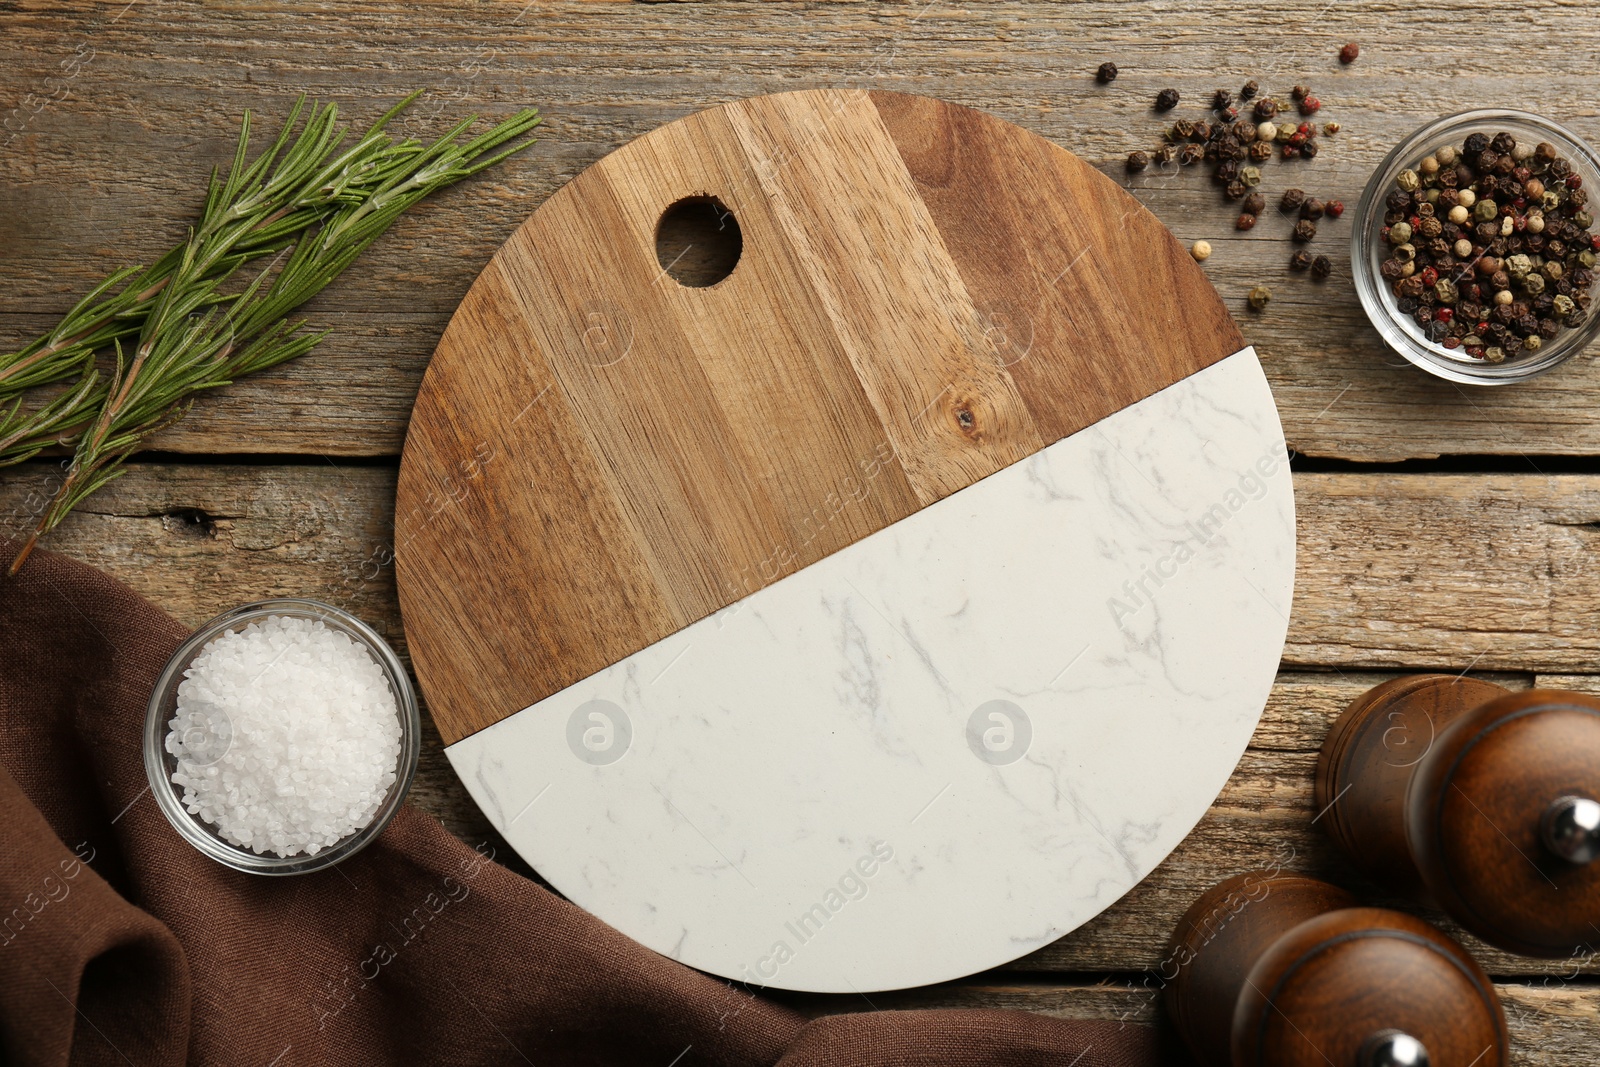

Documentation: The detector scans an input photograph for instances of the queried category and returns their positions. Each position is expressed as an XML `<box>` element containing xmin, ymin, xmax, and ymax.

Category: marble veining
<box><xmin>447</xmin><ymin>347</ymin><xmax>1294</xmax><ymax>992</ymax></box>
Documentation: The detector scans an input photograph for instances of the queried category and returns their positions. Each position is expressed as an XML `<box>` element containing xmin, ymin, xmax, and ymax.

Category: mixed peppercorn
<box><xmin>1379</xmin><ymin>132</ymin><xmax>1597</xmax><ymax>362</ymax></box>
<box><xmin>1113</xmin><ymin>75</ymin><xmax>1348</xmax><ymax>307</ymax></box>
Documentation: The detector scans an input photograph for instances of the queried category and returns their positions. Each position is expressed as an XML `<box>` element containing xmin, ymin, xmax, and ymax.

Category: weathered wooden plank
<box><xmin>807</xmin><ymin>980</ymin><xmax>1600</xmax><ymax>1067</ymax></box>
<box><xmin>5</xmin><ymin>462</ymin><xmax>1600</xmax><ymax>979</ymax></box>
<box><xmin>8</xmin><ymin>2</ymin><xmax>1600</xmax><ymax>460</ymax></box>
<box><xmin>12</xmin><ymin>466</ymin><xmax>1600</xmax><ymax>675</ymax></box>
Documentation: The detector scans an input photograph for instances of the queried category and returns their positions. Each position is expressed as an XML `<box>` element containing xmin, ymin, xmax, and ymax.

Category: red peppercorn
<box><xmin>1237</xmin><ymin>213</ymin><xmax>1258</xmax><ymax>230</ymax></box>
<box><xmin>1567</xmin><ymin>174</ymin><xmax>1584</xmax><ymax>190</ymax></box>
<box><xmin>1339</xmin><ymin>42</ymin><xmax>1360</xmax><ymax>64</ymax></box>
<box><xmin>1477</xmin><ymin>321</ymin><xmax>1491</xmax><ymax>334</ymax></box>
<box><xmin>1326</xmin><ymin>200</ymin><xmax>1345</xmax><ymax>218</ymax></box>
<box><xmin>1436</xmin><ymin>308</ymin><xmax>1454</xmax><ymax>323</ymax></box>
<box><xmin>1591</xmin><ymin>235</ymin><xmax>1600</xmax><ymax>251</ymax></box>
<box><xmin>1298</xmin><ymin>122</ymin><xmax>1313</xmax><ymax>135</ymax></box>
<box><xmin>1301</xmin><ymin>96</ymin><xmax>1321</xmax><ymax>114</ymax></box>
<box><xmin>1512</xmin><ymin>197</ymin><xmax>1527</xmax><ymax>211</ymax></box>
<box><xmin>1289</xmin><ymin>132</ymin><xmax>1307</xmax><ymax>148</ymax></box>
<box><xmin>1442</xmin><ymin>337</ymin><xmax>1461</xmax><ymax>349</ymax></box>
<box><xmin>1421</xmin><ymin>266</ymin><xmax>1439</xmax><ymax>286</ymax></box>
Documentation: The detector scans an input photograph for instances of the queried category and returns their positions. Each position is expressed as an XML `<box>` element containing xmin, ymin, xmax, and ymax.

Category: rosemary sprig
<box><xmin>4</xmin><ymin>94</ymin><xmax>540</xmax><ymax>573</ymax></box>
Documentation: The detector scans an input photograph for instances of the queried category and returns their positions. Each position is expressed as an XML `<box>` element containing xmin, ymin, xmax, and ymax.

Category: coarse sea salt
<box><xmin>164</xmin><ymin>614</ymin><xmax>402</xmax><ymax>858</ymax></box>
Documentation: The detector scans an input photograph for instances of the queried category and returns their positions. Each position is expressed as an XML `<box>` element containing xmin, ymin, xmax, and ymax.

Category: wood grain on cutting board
<box><xmin>396</xmin><ymin>89</ymin><xmax>1245</xmax><ymax>745</ymax></box>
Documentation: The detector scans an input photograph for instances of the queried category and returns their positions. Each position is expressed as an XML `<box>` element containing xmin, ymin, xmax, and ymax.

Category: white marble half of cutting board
<box><xmin>447</xmin><ymin>346</ymin><xmax>1293</xmax><ymax>992</ymax></box>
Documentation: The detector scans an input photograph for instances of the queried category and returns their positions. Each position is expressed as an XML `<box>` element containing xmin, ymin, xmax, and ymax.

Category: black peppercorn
<box><xmin>1253</xmin><ymin>98</ymin><xmax>1278</xmax><ymax>120</ymax></box>
<box><xmin>1475</xmin><ymin>149</ymin><xmax>1500</xmax><ymax>173</ymax></box>
<box><xmin>1237</xmin><ymin>213</ymin><xmax>1257</xmax><ymax>230</ymax></box>
<box><xmin>1293</xmin><ymin>219</ymin><xmax>1317</xmax><ymax>242</ymax></box>
<box><xmin>1282</xmin><ymin>188</ymin><xmax>1308</xmax><ymax>212</ymax></box>
<box><xmin>1301</xmin><ymin>139</ymin><xmax>1320</xmax><ymax>159</ymax></box>
<box><xmin>1192</xmin><ymin>121</ymin><xmax>1213</xmax><ymax>142</ymax></box>
<box><xmin>1226</xmin><ymin>179</ymin><xmax>1248</xmax><ymax>200</ymax></box>
<box><xmin>1213</xmin><ymin>88</ymin><xmax>1234</xmax><ymax>110</ymax></box>
<box><xmin>1155</xmin><ymin>144</ymin><xmax>1178</xmax><ymax>165</ymax></box>
<box><xmin>1127</xmin><ymin>150</ymin><xmax>1150</xmax><ymax>172</ymax></box>
<box><xmin>1096</xmin><ymin>62</ymin><xmax>1119</xmax><ymax>83</ymax></box>
<box><xmin>1172</xmin><ymin>118</ymin><xmax>1196</xmax><ymax>140</ymax></box>
<box><xmin>1380</xmin><ymin>258</ymin><xmax>1404</xmax><ymax>281</ymax></box>
<box><xmin>1291</xmin><ymin>250</ymin><xmax>1313</xmax><ymax>271</ymax></box>
<box><xmin>1490</xmin><ymin>131</ymin><xmax>1516</xmax><ymax>154</ymax></box>
<box><xmin>1248</xmin><ymin>140</ymin><xmax>1273</xmax><ymax>162</ymax></box>
<box><xmin>1215</xmin><ymin>160</ymin><xmax>1240</xmax><ymax>184</ymax></box>
<box><xmin>1155</xmin><ymin>88</ymin><xmax>1181</xmax><ymax>111</ymax></box>
<box><xmin>1464</xmin><ymin>132</ymin><xmax>1490</xmax><ymax>156</ymax></box>
<box><xmin>1243</xmin><ymin>191</ymin><xmax>1266</xmax><ymax>215</ymax></box>
<box><xmin>1301</xmin><ymin>198</ymin><xmax>1326</xmax><ymax>220</ymax></box>
<box><xmin>1240</xmin><ymin>80</ymin><xmax>1259</xmax><ymax>101</ymax></box>
<box><xmin>1179</xmin><ymin>143</ymin><xmax>1205</xmax><ymax>165</ymax></box>
<box><xmin>1386</xmin><ymin>190</ymin><xmax>1412</xmax><ymax>211</ymax></box>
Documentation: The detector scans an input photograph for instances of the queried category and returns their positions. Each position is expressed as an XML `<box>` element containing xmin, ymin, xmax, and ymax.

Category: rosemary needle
<box><xmin>3</xmin><ymin>93</ymin><xmax>540</xmax><ymax>573</ymax></box>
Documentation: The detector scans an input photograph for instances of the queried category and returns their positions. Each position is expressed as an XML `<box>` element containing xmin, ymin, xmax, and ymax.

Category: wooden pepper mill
<box><xmin>1165</xmin><ymin>871</ymin><xmax>1508</xmax><ymax>1067</ymax></box>
<box><xmin>1317</xmin><ymin>676</ymin><xmax>1600</xmax><ymax>957</ymax></box>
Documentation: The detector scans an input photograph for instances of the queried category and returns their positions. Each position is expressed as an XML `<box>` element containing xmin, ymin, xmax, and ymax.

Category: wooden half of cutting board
<box><xmin>396</xmin><ymin>88</ymin><xmax>1244</xmax><ymax>746</ymax></box>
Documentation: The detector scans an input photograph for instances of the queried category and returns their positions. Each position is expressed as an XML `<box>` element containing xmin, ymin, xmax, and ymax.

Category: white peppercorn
<box><xmin>1448</xmin><ymin>205</ymin><xmax>1470</xmax><ymax>225</ymax></box>
<box><xmin>1191</xmin><ymin>240</ymin><xmax>1212</xmax><ymax>261</ymax></box>
<box><xmin>1457</xmin><ymin>188</ymin><xmax>1478</xmax><ymax>208</ymax></box>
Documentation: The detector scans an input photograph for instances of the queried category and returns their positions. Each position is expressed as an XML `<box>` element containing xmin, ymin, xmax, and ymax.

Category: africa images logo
<box><xmin>741</xmin><ymin>839</ymin><xmax>895</xmax><ymax>985</ymax></box>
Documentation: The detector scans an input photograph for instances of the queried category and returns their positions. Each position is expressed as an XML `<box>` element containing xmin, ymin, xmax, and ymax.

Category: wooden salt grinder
<box><xmin>1317</xmin><ymin>676</ymin><xmax>1600</xmax><ymax>957</ymax></box>
<box><xmin>1165</xmin><ymin>871</ymin><xmax>1508</xmax><ymax>1067</ymax></box>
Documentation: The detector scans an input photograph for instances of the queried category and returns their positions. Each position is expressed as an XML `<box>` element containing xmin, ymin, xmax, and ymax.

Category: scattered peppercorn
<box><xmin>1281</xmin><ymin>188</ymin><xmax>1307</xmax><ymax>213</ymax></box>
<box><xmin>1096</xmin><ymin>62</ymin><xmax>1119</xmax><ymax>84</ymax></box>
<box><xmin>1301</xmin><ymin>198</ymin><xmax>1326</xmax><ymax>220</ymax></box>
<box><xmin>1242</xmin><ymin>191</ymin><xmax>1266</xmax><ymax>215</ymax></box>
<box><xmin>1377</xmin><ymin>130</ymin><xmax>1595</xmax><ymax>362</ymax></box>
<box><xmin>1247</xmin><ymin>285</ymin><xmax>1272</xmax><ymax>311</ymax></box>
<box><xmin>1290</xmin><ymin>250</ymin><xmax>1313</xmax><ymax>271</ymax></box>
<box><xmin>1326</xmin><ymin>200</ymin><xmax>1345</xmax><ymax>219</ymax></box>
<box><xmin>1293</xmin><ymin>219</ymin><xmax>1317</xmax><ymax>242</ymax></box>
<box><xmin>1213</xmin><ymin>88</ymin><xmax>1234</xmax><ymax>111</ymax></box>
<box><xmin>1253</xmin><ymin>98</ymin><xmax>1279</xmax><ymax>121</ymax></box>
<box><xmin>1324</xmin><ymin>121</ymin><xmax>1341</xmax><ymax>136</ymax></box>
<box><xmin>1127</xmin><ymin>150</ymin><xmax>1150</xmax><ymax>172</ymax></box>
<box><xmin>1240</xmin><ymin>80</ymin><xmax>1259</xmax><ymax>101</ymax></box>
<box><xmin>1311</xmin><ymin>255</ymin><xmax>1332</xmax><ymax>280</ymax></box>
<box><xmin>1237</xmin><ymin>213</ymin><xmax>1258</xmax><ymax>230</ymax></box>
<box><xmin>1339</xmin><ymin>42</ymin><xmax>1359</xmax><ymax>64</ymax></box>
<box><xmin>1155</xmin><ymin>88</ymin><xmax>1181</xmax><ymax>111</ymax></box>
<box><xmin>1191</xmin><ymin>240</ymin><xmax>1212</xmax><ymax>261</ymax></box>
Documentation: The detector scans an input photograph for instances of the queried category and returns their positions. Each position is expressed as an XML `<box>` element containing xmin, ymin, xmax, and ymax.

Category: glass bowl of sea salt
<box><xmin>143</xmin><ymin>599</ymin><xmax>421</xmax><ymax>875</ymax></box>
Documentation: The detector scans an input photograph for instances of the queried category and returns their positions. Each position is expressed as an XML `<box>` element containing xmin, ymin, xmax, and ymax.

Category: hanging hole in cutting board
<box><xmin>655</xmin><ymin>196</ymin><xmax>742</xmax><ymax>287</ymax></box>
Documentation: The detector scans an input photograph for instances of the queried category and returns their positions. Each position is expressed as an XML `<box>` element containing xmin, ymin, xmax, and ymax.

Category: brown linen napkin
<box><xmin>0</xmin><ymin>544</ymin><xmax>1160</xmax><ymax>1066</ymax></box>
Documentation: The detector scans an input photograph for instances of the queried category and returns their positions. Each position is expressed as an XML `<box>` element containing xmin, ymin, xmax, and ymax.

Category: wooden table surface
<box><xmin>4</xmin><ymin>2</ymin><xmax>1599</xmax><ymax>1061</ymax></box>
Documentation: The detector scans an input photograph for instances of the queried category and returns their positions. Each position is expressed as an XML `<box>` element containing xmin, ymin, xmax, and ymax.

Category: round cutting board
<box><xmin>396</xmin><ymin>89</ymin><xmax>1294</xmax><ymax>992</ymax></box>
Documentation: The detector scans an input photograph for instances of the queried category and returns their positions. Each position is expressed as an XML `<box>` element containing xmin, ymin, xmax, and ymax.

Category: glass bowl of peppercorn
<box><xmin>1353</xmin><ymin>110</ymin><xmax>1600</xmax><ymax>384</ymax></box>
